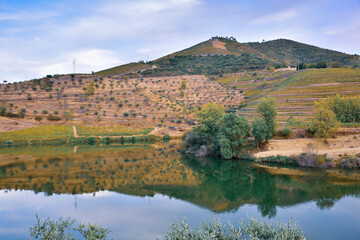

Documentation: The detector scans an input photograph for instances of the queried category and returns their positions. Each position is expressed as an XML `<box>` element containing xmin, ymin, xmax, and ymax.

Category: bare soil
<box><xmin>255</xmin><ymin>134</ymin><xmax>360</xmax><ymax>159</ymax></box>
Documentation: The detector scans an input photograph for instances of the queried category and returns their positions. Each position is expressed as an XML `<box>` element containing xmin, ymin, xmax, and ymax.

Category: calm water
<box><xmin>1</xmin><ymin>142</ymin><xmax>360</xmax><ymax>239</ymax></box>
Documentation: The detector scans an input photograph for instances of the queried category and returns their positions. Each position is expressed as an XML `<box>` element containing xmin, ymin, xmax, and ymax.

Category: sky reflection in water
<box><xmin>0</xmin><ymin>143</ymin><xmax>360</xmax><ymax>239</ymax></box>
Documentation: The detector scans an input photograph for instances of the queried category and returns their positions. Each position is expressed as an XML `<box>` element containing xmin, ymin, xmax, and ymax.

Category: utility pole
<box><xmin>73</xmin><ymin>59</ymin><xmax>76</xmax><ymax>74</ymax></box>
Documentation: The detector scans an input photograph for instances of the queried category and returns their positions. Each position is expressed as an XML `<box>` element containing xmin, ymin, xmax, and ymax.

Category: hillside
<box><xmin>217</xmin><ymin>68</ymin><xmax>360</xmax><ymax>125</ymax></box>
<box><xmin>0</xmin><ymin>73</ymin><xmax>244</xmax><ymax>137</ymax></box>
<box><xmin>97</xmin><ymin>37</ymin><xmax>360</xmax><ymax>77</ymax></box>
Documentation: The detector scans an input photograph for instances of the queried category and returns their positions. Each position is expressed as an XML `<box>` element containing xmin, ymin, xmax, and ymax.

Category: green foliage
<box><xmin>257</xmin><ymin>97</ymin><xmax>277</xmax><ymax>135</ymax></box>
<box><xmin>281</xmin><ymin>127</ymin><xmax>292</xmax><ymax>138</ymax></box>
<box><xmin>30</xmin><ymin>215</ymin><xmax>110</xmax><ymax>240</ymax></box>
<box><xmin>216</xmin><ymin>113</ymin><xmax>250</xmax><ymax>159</ymax></box>
<box><xmin>310</xmin><ymin>107</ymin><xmax>340</xmax><ymax>140</ymax></box>
<box><xmin>252</xmin><ymin>117</ymin><xmax>273</xmax><ymax>146</ymax></box>
<box><xmin>196</xmin><ymin>102</ymin><xmax>225</xmax><ymax>136</ymax></box>
<box><xmin>163</xmin><ymin>133</ymin><xmax>171</xmax><ymax>141</ymax></box>
<box><xmin>0</xmin><ymin>106</ymin><xmax>6</xmax><ymax>116</ymax></box>
<box><xmin>144</xmin><ymin>54</ymin><xmax>270</xmax><ymax>76</ymax></box>
<box><xmin>184</xmin><ymin>104</ymin><xmax>251</xmax><ymax>159</ymax></box>
<box><xmin>332</xmin><ymin>95</ymin><xmax>360</xmax><ymax>123</ymax></box>
<box><xmin>163</xmin><ymin>216</ymin><xmax>305</xmax><ymax>240</ymax></box>
<box><xmin>47</xmin><ymin>114</ymin><xmax>61</xmax><ymax>121</ymax></box>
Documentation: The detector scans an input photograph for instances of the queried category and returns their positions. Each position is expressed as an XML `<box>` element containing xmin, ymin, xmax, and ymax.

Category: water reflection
<box><xmin>1</xmin><ymin>142</ymin><xmax>360</xmax><ymax>239</ymax></box>
<box><xmin>0</xmin><ymin>142</ymin><xmax>360</xmax><ymax>217</ymax></box>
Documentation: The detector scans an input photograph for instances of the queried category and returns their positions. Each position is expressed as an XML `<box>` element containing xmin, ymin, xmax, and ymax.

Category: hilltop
<box><xmin>97</xmin><ymin>37</ymin><xmax>359</xmax><ymax>77</ymax></box>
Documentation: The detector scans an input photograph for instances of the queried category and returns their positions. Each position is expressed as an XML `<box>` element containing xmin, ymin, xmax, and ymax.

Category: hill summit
<box><xmin>96</xmin><ymin>37</ymin><xmax>359</xmax><ymax>77</ymax></box>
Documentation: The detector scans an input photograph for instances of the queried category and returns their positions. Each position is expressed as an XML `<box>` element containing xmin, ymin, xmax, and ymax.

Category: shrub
<box><xmin>163</xmin><ymin>134</ymin><xmax>170</xmax><ymax>141</ymax></box>
<box><xmin>164</xmin><ymin>217</ymin><xmax>304</xmax><ymax>240</ymax></box>
<box><xmin>47</xmin><ymin>114</ymin><xmax>61</xmax><ymax>121</ymax></box>
<box><xmin>35</xmin><ymin>116</ymin><xmax>43</xmax><ymax>121</ymax></box>
<box><xmin>42</xmin><ymin>110</ymin><xmax>48</xmax><ymax>114</ymax></box>
<box><xmin>339</xmin><ymin>158</ymin><xmax>360</xmax><ymax>169</ymax></box>
<box><xmin>30</xmin><ymin>215</ymin><xmax>110</xmax><ymax>240</ymax></box>
<box><xmin>123</xmin><ymin>112</ymin><xmax>129</xmax><ymax>117</ymax></box>
<box><xmin>0</xmin><ymin>106</ymin><xmax>6</xmax><ymax>116</ymax></box>
<box><xmin>18</xmin><ymin>110</ymin><xmax>25</xmax><ymax>118</ymax></box>
<box><xmin>63</xmin><ymin>111</ymin><xmax>74</xmax><ymax>121</ymax></box>
<box><xmin>281</xmin><ymin>127</ymin><xmax>292</xmax><ymax>138</ymax></box>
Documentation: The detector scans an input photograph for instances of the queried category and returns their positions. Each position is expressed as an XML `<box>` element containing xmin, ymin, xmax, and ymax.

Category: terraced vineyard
<box><xmin>0</xmin><ymin>74</ymin><xmax>244</xmax><ymax>135</ymax></box>
<box><xmin>218</xmin><ymin>68</ymin><xmax>360</xmax><ymax>125</ymax></box>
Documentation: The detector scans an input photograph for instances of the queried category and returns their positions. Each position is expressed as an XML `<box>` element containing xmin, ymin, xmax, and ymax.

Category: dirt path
<box><xmin>254</xmin><ymin>134</ymin><xmax>360</xmax><ymax>159</ymax></box>
<box><xmin>72</xmin><ymin>125</ymin><xmax>78</xmax><ymax>138</ymax></box>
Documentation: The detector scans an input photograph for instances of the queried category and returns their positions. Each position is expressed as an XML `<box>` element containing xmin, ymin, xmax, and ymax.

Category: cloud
<box><xmin>0</xmin><ymin>0</ymin><xmax>359</xmax><ymax>82</ymax></box>
<box><xmin>34</xmin><ymin>48</ymin><xmax>123</xmax><ymax>76</ymax></box>
<box><xmin>251</xmin><ymin>9</ymin><xmax>299</xmax><ymax>25</ymax></box>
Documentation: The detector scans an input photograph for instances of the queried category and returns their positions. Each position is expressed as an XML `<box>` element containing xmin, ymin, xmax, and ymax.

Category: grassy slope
<box><xmin>95</xmin><ymin>62</ymin><xmax>152</xmax><ymax>77</ymax></box>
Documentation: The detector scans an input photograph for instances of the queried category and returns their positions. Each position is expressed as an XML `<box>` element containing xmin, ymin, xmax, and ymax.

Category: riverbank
<box><xmin>0</xmin><ymin>125</ymin><xmax>162</xmax><ymax>147</ymax></box>
<box><xmin>254</xmin><ymin>134</ymin><xmax>360</xmax><ymax>169</ymax></box>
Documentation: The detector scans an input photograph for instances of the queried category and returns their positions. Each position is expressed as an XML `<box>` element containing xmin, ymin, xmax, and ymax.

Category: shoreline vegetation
<box><xmin>182</xmin><ymin>96</ymin><xmax>360</xmax><ymax>170</ymax></box>
<box><xmin>30</xmin><ymin>215</ymin><xmax>305</xmax><ymax>240</ymax></box>
<box><xmin>1</xmin><ymin>94</ymin><xmax>360</xmax><ymax>170</ymax></box>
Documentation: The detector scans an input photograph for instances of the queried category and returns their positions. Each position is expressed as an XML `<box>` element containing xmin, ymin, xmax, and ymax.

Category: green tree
<box><xmin>332</xmin><ymin>95</ymin><xmax>360</xmax><ymax>123</ymax></box>
<box><xmin>252</xmin><ymin>118</ymin><xmax>273</xmax><ymax>147</ymax></box>
<box><xmin>196</xmin><ymin>102</ymin><xmax>225</xmax><ymax>136</ymax></box>
<box><xmin>216</xmin><ymin>113</ymin><xmax>250</xmax><ymax>159</ymax></box>
<box><xmin>257</xmin><ymin>98</ymin><xmax>277</xmax><ymax>135</ymax></box>
<box><xmin>310</xmin><ymin>107</ymin><xmax>340</xmax><ymax>140</ymax></box>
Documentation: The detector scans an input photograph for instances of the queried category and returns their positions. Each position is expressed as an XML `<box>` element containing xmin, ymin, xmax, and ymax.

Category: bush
<box><xmin>47</xmin><ymin>114</ymin><xmax>61</xmax><ymax>121</ymax></box>
<box><xmin>163</xmin><ymin>216</ymin><xmax>305</xmax><ymax>240</ymax></box>
<box><xmin>339</xmin><ymin>158</ymin><xmax>360</xmax><ymax>169</ymax></box>
<box><xmin>281</xmin><ymin>127</ymin><xmax>292</xmax><ymax>138</ymax></box>
<box><xmin>123</xmin><ymin>112</ymin><xmax>129</xmax><ymax>117</ymax></box>
<box><xmin>30</xmin><ymin>215</ymin><xmax>110</xmax><ymax>240</ymax></box>
<box><xmin>35</xmin><ymin>116</ymin><xmax>43</xmax><ymax>121</ymax></box>
<box><xmin>0</xmin><ymin>106</ymin><xmax>6</xmax><ymax>116</ymax></box>
<box><xmin>18</xmin><ymin>110</ymin><xmax>25</xmax><ymax>118</ymax></box>
<box><xmin>42</xmin><ymin>110</ymin><xmax>48</xmax><ymax>114</ymax></box>
<box><xmin>163</xmin><ymin>134</ymin><xmax>170</xmax><ymax>141</ymax></box>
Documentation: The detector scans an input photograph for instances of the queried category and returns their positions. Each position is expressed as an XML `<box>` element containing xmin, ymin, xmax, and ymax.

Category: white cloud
<box><xmin>0</xmin><ymin>0</ymin><xmax>359</xmax><ymax>82</ymax></box>
<box><xmin>34</xmin><ymin>48</ymin><xmax>123</xmax><ymax>76</ymax></box>
<box><xmin>251</xmin><ymin>9</ymin><xmax>299</xmax><ymax>25</ymax></box>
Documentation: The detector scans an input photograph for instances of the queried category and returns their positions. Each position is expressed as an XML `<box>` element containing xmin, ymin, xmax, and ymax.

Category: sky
<box><xmin>0</xmin><ymin>0</ymin><xmax>359</xmax><ymax>82</ymax></box>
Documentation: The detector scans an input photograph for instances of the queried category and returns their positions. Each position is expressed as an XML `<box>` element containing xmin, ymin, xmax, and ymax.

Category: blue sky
<box><xmin>0</xmin><ymin>0</ymin><xmax>359</xmax><ymax>82</ymax></box>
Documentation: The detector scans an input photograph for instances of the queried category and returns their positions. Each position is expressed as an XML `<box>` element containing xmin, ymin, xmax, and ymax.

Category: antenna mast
<box><xmin>73</xmin><ymin>59</ymin><xmax>76</xmax><ymax>74</ymax></box>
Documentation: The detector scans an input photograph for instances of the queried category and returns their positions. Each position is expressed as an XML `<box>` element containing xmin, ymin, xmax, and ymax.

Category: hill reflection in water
<box><xmin>1</xmin><ymin>141</ymin><xmax>360</xmax><ymax>218</ymax></box>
